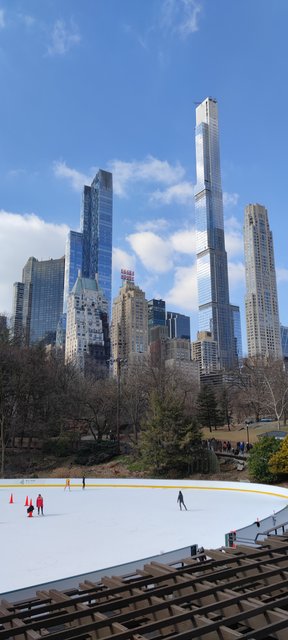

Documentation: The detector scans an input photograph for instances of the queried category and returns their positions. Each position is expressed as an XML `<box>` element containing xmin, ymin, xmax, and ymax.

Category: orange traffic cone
<box><xmin>9</xmin><ymin>493</ymin><xmax>14</xmax><ymax>504</ymax></box>
<box><xmin>25</xmin><ymin>496</ymin><xmax>29</xmax><ymax>507</ymax></box>
<box><xmin>27</xmin><ymin>499</ymin><xmax>34</xmax><ymax>517</ymax></box>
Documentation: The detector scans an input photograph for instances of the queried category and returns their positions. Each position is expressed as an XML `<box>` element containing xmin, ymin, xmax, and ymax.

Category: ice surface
<box><xmin>1</xmin><ymin>478</ymin><xmax>288</xmax><ymax>594</ymax></box>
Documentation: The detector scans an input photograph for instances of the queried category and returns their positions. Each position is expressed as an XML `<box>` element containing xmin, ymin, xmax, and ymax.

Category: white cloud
<box><xmin>225</xmin><ymin>232</ymin><xmax>243</xmax><ymax>258</ymax></box>
<box><xmin>135</xmin><ymin>218</ymin><xmax>169</xmax><ymax>232</ymax></box>
<box><xmin>53</xmin><ymin>161</ymin><xmax>93</xmax><ymax>191</ymax></box>
<box><xmin>150</xmin><ymin>181</ymin><xmax>194</xmax><ymax>205</ymax></box>
<box><xmin>0</xmin><ymin>211</ymin><xmax>68</xmax><ymax>315</ymax></box>
<box><xmin>109</xmin><ymin>155</ymin><xmax>185</xmax><ymax>197</ymax></box>
<box><xmin>18</xmin><ymin>13</ymin><xmax>35</xmax><ymax>27</ymax></box>
<box><xmin>228</xmin><ymin>261</ymin><xmax>245</xmax><ymax>291</ymax></box>
<box><xmin>0</xmin><ymin>9</ymin><xmax>5</xmax><ymax>28</ymax></box>
<box><xmin>170</xmin><ymin>228</ymin><xmax>196</xmax><ymax>254</ymax></box>
<box><xmin>122</xmin><ymin>23</ymin><xmax>149</xmax><ymax>50</ymax></box>
<box><xmin>112</xmin><ymin>247</ymin><xmax>136</xmax><ymax>273</ymax></box>
<box><xmin>161</xmin><ymin>0</ymin><xmax>202</xmax><ymax>38</ymax></box>
<box><xmin>47</xmin><ymin>19</ymin><xmax>81</xmax><ymax>56</ymax></box>
<box><xmin>224</xmin><ymin>216</ymin><xmax>243</xmax><ymax>259</ymax></box>
<box><xmin>126</xmin><ymin>231</ymin><xmax>173</xmax><ymax>273</ymax></box>
<box><xmin>223</xmin><ymin>192</ymin><xmax>239</xmax><ymax>207</ymax></box>
<box><xmin>277</xmin><ymin>267</ymin><xmax>288</xmax><ymax>283</ymax></box>
<box><xmin>225</xmin><ymin>215</ymin><xmax>242</xmax><ymax>231</ymax></box>
<box><xmin>54</xmin><ymin>156</ymin><xmax>186</xmax><ymax>199</ymax></box>
<box><xmin>166</xmin><ymin>264</ymin><xmax>198</xmax><ymax>313</ymax></box>
<box><xmin>7</xmin><ymin>168</ymin><xmax>27</xmax><ymax>178</ymax></box>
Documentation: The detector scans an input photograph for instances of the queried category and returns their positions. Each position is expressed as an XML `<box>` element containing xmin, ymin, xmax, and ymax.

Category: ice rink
<box><xmin>1</xmin><ymin>478</ymin><xmax>288</xmax><ymax>595</ymax></box>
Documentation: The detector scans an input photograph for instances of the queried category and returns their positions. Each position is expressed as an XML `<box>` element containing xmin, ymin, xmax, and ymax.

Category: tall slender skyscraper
<box><xmin>195</xmin><ymin>97</ymin><xmax>235</xmax><ymax>369</ymax></box>
<box><xmin>230</xmin><ymin>304</ymin><xmax>243</xmax><ymax>360</ymax></box>
<box><xmin>244</xmin><ymin>203</ymin><xmax>282</xmax><ymax>359</ymax></box>
<box><xmin>81</xmin><ymin>169</ymin><xmax>113</xmax><ymax>314</ymax></box>
<box><xmin>63</xmin><ymin>231</ymin><xmax>83</xmax><ymax>313</ymax></box>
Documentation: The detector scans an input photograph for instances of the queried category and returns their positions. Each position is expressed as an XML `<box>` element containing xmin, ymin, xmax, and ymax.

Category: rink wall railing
<box><xmin>0</xmin><ymin>545</ymin><xmax>198</xmax><ymax>603</ymax></box>
<box><xmin>1</xmin><ymin>478</ymin><xmax>288</xmax><ymax>498</ymax></box>
<box><xmin>226</xmin><ymin>503</ymin><xmax>288</xmax><ymax>547</ymax></box>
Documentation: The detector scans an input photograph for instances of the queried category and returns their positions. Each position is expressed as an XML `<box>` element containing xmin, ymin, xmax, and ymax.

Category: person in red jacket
<box><xmin>36</xmin><ymin>494</ymin><xmax>44</xmax><ymax>515</ymax></box>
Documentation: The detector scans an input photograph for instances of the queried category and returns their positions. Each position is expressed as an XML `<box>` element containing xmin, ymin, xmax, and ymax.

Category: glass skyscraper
<box><xmin>166</xmin><ymin>311</ymin><xmax>190</xmax><ymax>340</ymax></box>
<box><xmin>281</xmin><ymin>325</ymin><xmax>288</xmax><ymax>360</ymax></box>
<box><xmin>63</xmin><ymin>230</ymin><xmax>83</xmax><ymax>313</ymax></box>
<box><xmin>12</xmin><ymin>256</ymin><xmax>65</xmax><ymax>345</ymax></box>
<box><xmin>148</xmin><ymin>299</ymin><xmax>166</xmax><ymax>342</ymax></box>
<box><xmin>81</xmin><ymin>169</ymin><xmax>113</xmax><ymax>314</ymax></box>
<box><xmin>195</xmin><ymin>97</ymin><xmax>235</xmax><ymax>370</ymax></box>
<box><xmin>230</xmin><ymin>304</ymin><xmax>243</xmax><ymax>361</ymax></box>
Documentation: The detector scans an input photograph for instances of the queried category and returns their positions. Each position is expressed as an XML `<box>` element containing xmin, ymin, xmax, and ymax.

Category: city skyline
<box><xmin>1</xmin><ymin>1</ymin><xmax>288</xmax><ymax>353</ymax></box>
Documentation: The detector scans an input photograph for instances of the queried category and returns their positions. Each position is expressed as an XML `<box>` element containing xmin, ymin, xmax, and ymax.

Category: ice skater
<box><xmin>82</xmin><ymin>475</ymin><xmax>85</xmax><ymax>490</ymax></box>
<box><xmin>36</xmin><ymin>494</ymin><xmax>44</xmax><ymax>515</ymax></box>
<box><xmin>27</xmin><ymin>504</ymin><xmax>34</xmax><ymax>517</ymax></box>
<box><xmin>64</xmin><ymin>478</ymin><xmax>71</xmax><ymax>491</ymax></box>
<box><xmin>177</xmin><ymin>490</ymin><xmax>187</xmax><ymax>511</ymax></box>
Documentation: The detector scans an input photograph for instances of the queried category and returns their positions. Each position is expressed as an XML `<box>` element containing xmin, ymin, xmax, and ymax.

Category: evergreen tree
<box><xmin>140</xmin><ymin>393</ymin><xmax>202</xmax><ymax>476</ymax></box>
<box><xmin>217</xmin><ymin>386</ymin><xmax>232</xmax><ymax>429</ymax></box>
<box><xmin>197</xmin><ymin>386</ymin><xmax>219</xmax><ymax>432</ymax></box>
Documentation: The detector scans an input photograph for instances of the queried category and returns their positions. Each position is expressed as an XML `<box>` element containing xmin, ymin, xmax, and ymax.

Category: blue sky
<box><xmin>1</xmin><ymin>0</ymin><xmax>288</xmax><ymax>352</ymax></box>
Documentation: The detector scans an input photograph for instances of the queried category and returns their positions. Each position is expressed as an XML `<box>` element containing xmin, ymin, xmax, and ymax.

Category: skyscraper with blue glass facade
<box><xmin>166</xmin><ymin>311</ymin><xmax>190</xmax><ymax>340</ymax></box>
<box><xmin>81</xmin><ymin>169</ymin><xmax>113</xmax><ymax>314</ymax></box>
<box><xmin>195</xmin><ymin>97</ymin><xmax>235</xmax><ymax>370</ymax></box>
<box><xmin>12</xmin><ymin>256</ymin><xmax>65</xmax><ymax>345</ymax></box>
<box><xmin>148</xmin><ymin>299</ymin><xmax>166</xmax><ymax>342</ymax></box>
<box><xmin>63</xmin><ymin>231</ymin><xmax>83</xmax><ymax>313</ymax></box>
<box><xmin>281</xmin><ymin>325</ymin><xmax>288</xmax><ymax>360</ymax></box>
<box><xmin>230</xmin><ymin>304</ymin><xmax>243</xmax><ymax>361</ymax></box>
<box><xmin>63</xmin><ymin>170</ymin><xmax>112</xmax><ymax>314</ymax></box>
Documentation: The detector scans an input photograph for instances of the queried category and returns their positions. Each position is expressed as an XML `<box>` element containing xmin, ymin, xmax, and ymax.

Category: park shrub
<box><xmin>248</xmin><ymin>436</ymin><xmax>281</xmax><ymax>483</ymax></box>
<box><xmin>269</xmin><ymin>435</ymin><xmax>288</xmax><ymax>476</ymax></box>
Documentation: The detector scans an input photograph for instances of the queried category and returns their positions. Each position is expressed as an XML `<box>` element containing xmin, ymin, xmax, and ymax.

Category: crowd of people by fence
<box><xmin>203</xmin><ymin>439</ymin><xmax>253</xmax><ymax>455</ymax></box>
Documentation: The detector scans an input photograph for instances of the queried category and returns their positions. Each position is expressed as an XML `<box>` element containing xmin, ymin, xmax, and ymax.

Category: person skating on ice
<box><xmin>177</xmin><ymin>490</ymin><xmax>187</xmax><ymax>511</ymax></box>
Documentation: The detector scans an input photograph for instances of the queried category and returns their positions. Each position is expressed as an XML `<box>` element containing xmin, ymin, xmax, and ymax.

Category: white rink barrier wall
<box><xmin>1</xmin><ymin>477</ymin><xmax>288</xmax><ymax>497</ymax></box>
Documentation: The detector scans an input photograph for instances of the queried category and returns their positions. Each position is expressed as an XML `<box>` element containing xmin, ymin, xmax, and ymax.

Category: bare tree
<box><xmin>233</xmin><ymin>357</ymin><xmax>288</xmax><ymax>429</ymax></box>
<box><xmin>78</xmin><ymin>376</ymin><xmax>118</xmax><ymax>442</ymax></box>
<box><xmin>121</xmin><ymin>361</ymin><xmax>149</xmax><ymax>445</ymax></box>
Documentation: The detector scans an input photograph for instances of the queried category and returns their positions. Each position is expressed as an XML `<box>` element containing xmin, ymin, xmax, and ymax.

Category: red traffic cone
<box><xmin>28</xmin><ymin>509</ymin><xmax>33</xmax><ymax>518</ymax></box>
<box><xmin>25</xmin><ymin>496</ymin><xmax>29</xmax><ymax>507</ymax></box>
<box><xmin>9</xmin><ymin>493</ymin><xmax>14</xmax><ymax>504</ymax></box>
<box><xmin>29</xmin><ymin>498</ymin><xmax>33</xmax><ymax>507</ymax></box>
